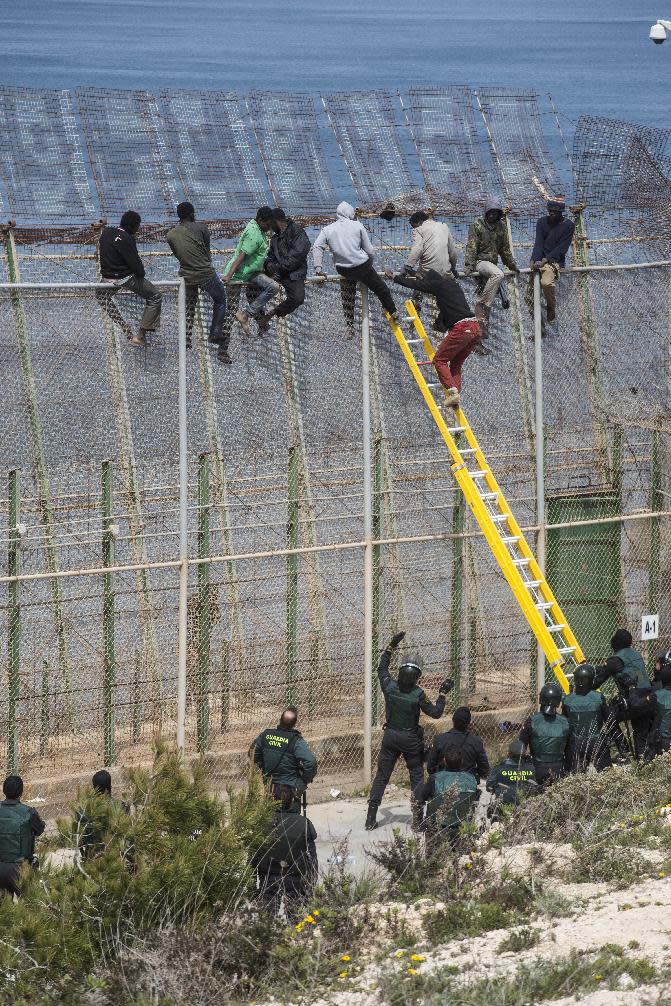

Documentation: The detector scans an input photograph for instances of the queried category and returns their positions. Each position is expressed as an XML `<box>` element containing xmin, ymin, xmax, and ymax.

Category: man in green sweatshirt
<box><xmin>222</xmin><ymin>206</ymin><xmax>279</xmax><ymax>350</ymax></box>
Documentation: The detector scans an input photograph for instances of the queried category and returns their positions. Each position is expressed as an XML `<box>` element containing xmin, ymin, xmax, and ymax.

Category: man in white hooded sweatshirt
<box><xmin>313</xmin><ymin>202</ymin><xmax>398</xmax><ymax>336</ymax></box>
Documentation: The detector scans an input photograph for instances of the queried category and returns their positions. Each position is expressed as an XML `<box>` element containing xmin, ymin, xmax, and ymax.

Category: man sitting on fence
<box><xmin>96</xmin><ymin>211</ymin><xmax>163</xmax><ymax>348</ymax></box>
<box><xmin>313</xmin><ymin>202</ymin><xmax>398</xmax><ymax>337</ymax></box>
<box><xmin>524</xmin><ymin>198</ymin><xmax>575</xmax><ymax>326</ymax></box>
<box><xmin>256</xmin><ymin>208</ymin><xmax>311</xmax><ymax>333</ymax></box>
<box><xmin>166</xmin><ymin>202</ymin><xmax>230</xmax><ymax>362</ymax></box>
<box><xmin>222</xmin><ymin>206</ymin><xmax>279</xmax><ymax>346</ymax></box>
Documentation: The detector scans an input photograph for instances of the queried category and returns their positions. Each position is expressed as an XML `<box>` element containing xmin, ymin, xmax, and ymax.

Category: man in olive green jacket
<box><xmin>463</xmin><ymin>197</ymin><xmax>519</xmax><ymax>329</ymax></box>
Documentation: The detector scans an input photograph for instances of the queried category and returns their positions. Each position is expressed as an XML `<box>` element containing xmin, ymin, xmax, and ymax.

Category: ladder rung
<box><xmin>512</xmin><ymin>557</ymin><xmax>531</xmax><ymax>565</ymax></box>
<box><xmin>459</xmin><ymin>448</ymin><xmax>478</xmax><ymax>455</ymax></box>
<box><xmin>447</xmin><ymin>426</ymin><xmax>465</xmax><ymax>433</ymax></box>
<box><xmin>558</xmin><ymin>646</ymin><xmax>577</xmax><ymax>654</ymax></box>
<box><xmin>479</xmin><ymin>492</ymin><xmax>499</xmax><ymax>500</ymax></box>
<box><xmin>490</xmin><ymin>513</ymin><xmax>508</xmax><ymax>522</ymax></box>
<box><xmin>548</xmin><ymin>624</ymin><xmax>566</xmax><ymax>633</ymax></box>
<box><xmin>417</xmin><ymin>361</ymin><xmax>432</xmax><ymax>366</ymax></box>
<box><xmin>406</xmin><ymin>338</ymin><xmax>424</xmax><ymax>344</ymax></box>
<box><xmin>535</xmin><ymin>601</ymin><xmax>554</xmax><ymax>610</ymax></box>
<box><xmin>525</xmin><ymin>579</ymin><xmax>542</xmax><ymax>587</ymax></box>
<box><xmin>469</xmin><ymin>470</ymin><xmax>488</xmax><ymax>478</ymax></box>
<box><xmin>501</xmin><ymin>535</ymin><xmax>521</xmax><ymax>544</ymax></box>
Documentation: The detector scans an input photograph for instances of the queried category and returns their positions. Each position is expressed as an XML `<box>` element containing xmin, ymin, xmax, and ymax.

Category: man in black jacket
<box><xmin>252</xmin><ymin>784</ymin><xmax>318</xmax><ymax>918</ymax></box>
<box><xmin>385</xmin><ymin>267</ymin><xmax>482</xmax><ymax>409</ymax></box>
<box><xmin>257</xmin><ymin>208</ymin><xmax>310</xmax><ymax>333</ymax></box>
<box><xmin>96</xmin><ymin>210</ymin><xmax>162</xmax><ymax>348</ymax></box>
<box><xmin>426</xmin><ymin>707</ymin><xmax>490</xmax><ymax>781</ymax></box>
<box><xmin>524</xmin><ymin>198</ymin><xmax>575</xmax><ymax>324</ymax></box>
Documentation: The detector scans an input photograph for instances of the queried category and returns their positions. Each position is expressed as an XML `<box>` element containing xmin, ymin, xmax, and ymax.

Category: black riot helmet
<box><xmin>398</xmin><ymin>654</ymin><xmax>422</xmax><ymax>692</ymax></box>
<box><xmin>655</xmin><ymin>650</ymin><xmax>671</xmax><ymax>679</ymax></box>
<box><xmin>573</xmin><ymin>663</ymin><xmax>596</xmax><ymax>696</ymax></box>
<box><xmin>508</xmin><ymin>739</ymin><xmax>525</xmax><ymax>761</ymax></box>
<box><xmin>539</xmin><ymin>682</ymin><xmax>563</xmax><ymax>716</ymax></box>
<box><xmin>661</xmin><ymin>664</ymin><xmax>671</xmax><ymax>687</ymax></box>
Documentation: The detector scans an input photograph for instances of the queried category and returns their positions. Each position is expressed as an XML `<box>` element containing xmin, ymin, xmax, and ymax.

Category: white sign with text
<box><xmin>641</xmin><ymin>614</ymin><xmax>659</xmax><ymax>640</ymax></box>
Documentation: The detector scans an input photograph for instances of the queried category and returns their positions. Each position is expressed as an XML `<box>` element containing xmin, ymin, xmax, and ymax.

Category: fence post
<box><xmin>7</xmin><ymin>470</ymin><xmax>20</xmax><ymax>773</ymax></box>
<box><xmin>533</xmin><ymin>270</ymin><xmax>546</xmax><ymax>690</ymax></box>
<box><xmin>197</xmin><ymin>452</ymin><xmax>211</xmax><ymax>752</ymax></box>
<box><xmin>450</xmin><ymin>495</ymin><xmax>464</xmax><ymax>705</ymax></box>
<box><xmin>286</xmin><ymin>444</ymin><xmax>300</xmax><ymax>707</ymax></box>
<box><xmin>221</xmin><ymin>639</ymin><xmax>231</xmax><ymax>730</ymax></box>
<box><xmin>40</xmin><ymin>660</ymin><xmax>49</xmax><ymax>758</ymax></box>
<box><xmin>361</xmin><ymin>286</ymin><xmax>374</xmax><ymax>786</ymax></box>
<box><xmin>371</xmin><ymin>436</ymin><xmax>383</xmax><ymax>724</ymax></box>
<box><xmin>101</xmin><ymin>459</ymin><xmax>115</xmax><ymax>765</ymax></box>
<box><xmin>648</xmin><ymin>430</ymin><xmax>661</xmax><ymax>674</ymax></box>
<box><xmin>176</xmin><ymin>278</ymin><xmax>189</xmax><ymax>752</ymax></box>
<box><xmin>4</xmin><ymin>227</ymin><xmax>73</xmax><ymax>728</ymax></box>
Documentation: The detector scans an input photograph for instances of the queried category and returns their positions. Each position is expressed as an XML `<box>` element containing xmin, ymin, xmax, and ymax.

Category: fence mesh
<box><xmin>0</xmin><ymin>250</ymin><xmax>670</xmax><ymax>813</ymax></box>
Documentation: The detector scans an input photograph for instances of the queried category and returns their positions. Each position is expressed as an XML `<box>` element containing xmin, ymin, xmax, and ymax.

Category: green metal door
<box><xmin>547</xmin><ymin>494</ymin><xmax>621</xmax><ymax>663</ymax></box>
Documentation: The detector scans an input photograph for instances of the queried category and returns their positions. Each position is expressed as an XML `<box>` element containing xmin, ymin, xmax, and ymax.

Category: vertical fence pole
<box><xmin>533</xmin><ymin>271</ymin><xmax>546</xmax><ymax>690</ymax></box>
<box><xmin>197</xmin><ymin>452</ymin><xmax>211</xmax><ymax>752</ymax></box>
<box><xmin>286</xmin><ymin>445</ymin><xmax>300</xmax><ymax>707</ymax></box>
<box><xmin>221</xmin><ymin>640</ymin><xmax>231</xmax><ymax>730</ymax></box>
<box><xmin>648</xmin><ymin>430</ymin><xmax>661</xmax><ymax>674</ymax></box>
<box><xmin>101</xmin><ymin>459</ymin><xmax>115</xmax><ymax>765</ymax></box>
<box><xmin>177</xmin><ymin>279</ymin><xmax>189</xmax><ymax>752</ymax></box>
<box><xmin>450</xmin><ymin>495</ymin><xmax>464</xmax><ymax>705</ymax></box>
<box><xmin>371</xmin><ymin>436</ymin><xmax>383</xmax><ymax>724</ymax></box>
<box><xmin>7</xmin><ymin>470</ymin><xmax>20</xmax><ymax>773</ymax></box>
<box><xmin>40</xmin><ymin>660</ymin><xmax>49</xmax><ymax>758</ymax></box>
<box><xmin>361</xmin><ymin>287</ymin><xmax>374</xmax><ymax>785</ymax></box>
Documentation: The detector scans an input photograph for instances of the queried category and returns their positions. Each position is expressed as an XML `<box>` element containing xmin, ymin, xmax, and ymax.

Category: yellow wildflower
<box><xmin>394</xmin><ymin>949</ymin><xmax>406</xmax><ymax>957</ymax></box>
<box><xmin>305</xmin><ymin>914</ymin><xmax>315</xmax><ymax>925</ymax></box>
<box><xmin>339</xmin><ymin>971</ymin><xmax>348</xmax><ymax>979</ymax></box>
<box><xmin>659</xmin><ymin>872</ymin><xmax>666</xmax><ymax>878</ymax></box>
<box><xmin>595</xmin><ymin>974</ymin><xmax>603</xmax><ymax>981</ymax></box>
<box><xmin>341</xmin><ymin>955</ymin><xmax>351</xmax><ymax>962</ymax></box>
<box><xmin>407</xmin><ymin>967</ymin><xmax>419</xmax><ymax>975</ymax></box>
<box><xmin>411</xmin><ymin>954</ymin><xmax>425</xmax><ymax>962</ymax></box>
<box><xmin>465</xmin><ymin>862</ymin><xmax>473</xmax><ymax>869</ymax></box>
<box><xmin>313</xmin><ymin>910</ymin><xmax>320</xmax><ymax>916</ymax></box>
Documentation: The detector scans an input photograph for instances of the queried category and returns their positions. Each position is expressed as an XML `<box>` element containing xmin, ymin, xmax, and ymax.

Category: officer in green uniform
<box><xmin>252</xmin><ymin>784</ymin><xmax>318</xmax><ymax>917</ymax></box>
<box><xmin>652</xmin><ymin>651</ymin><xmax>671</xmax><ymax>691</ymax></box>
<box><xmin>414</xmin><ymin>746</ymin><xmax>477</xmax><ymax>850</ymax></box>
<box><xmin>366</xmin><ymin>631</ymin><xmax>453</xmax><ymax>831</ymax></box>
<box><xmin>0</xmin><ymin>776</ymin><xmax>45</xmax><ymax>897</ymax></box>
<box><xmin>251</xmin><ymin>707</ymin><xmax>317</xmax><ymax>806</ymax></box>
<box><xmin>610</xmin><ymin>629</ymin><xmax>650</xmax><ymax>689</ymax></box>
<box><xmin>519</xmin><ymin>682</ymin><xmax>570</xmax><ymax>785</ymax></box>
<box><xmin>651</xmin><ymin>664</ymin><xmax>671</xmax><ymax>754</ymax></box>
<box><xmin>486</xmin><ymin>739</ymin><xmax>537</xmax><ymax>812</ymax></box>
<box><xmin>75</xmin><ymin>770</ymin><xmax>130</xmax><ymax>860</ymax></box>
<box><xmin>562</xmin><ymin>664</ymin><xmax>611</xmax><ymax>773</ymax></box>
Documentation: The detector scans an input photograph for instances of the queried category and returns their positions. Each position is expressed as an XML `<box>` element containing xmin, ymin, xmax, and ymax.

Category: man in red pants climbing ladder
<box><xmin>386</xmin><ymin>267</ymin><xmax>482</xmax><ymax>408</ymax></box>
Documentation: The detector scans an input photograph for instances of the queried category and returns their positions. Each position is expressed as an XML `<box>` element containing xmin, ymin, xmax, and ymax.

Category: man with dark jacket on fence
<box><xmin>96</xmin><ymin>210</ymin><xmax>162</xmax><ymax>347</ymax></box>
<box><xmin>251</xmin><ymin>707</ymin><xmax>318</xmax><ymax>807</ymax></box>
<box><xmin>426</xmin><ymin>706</ymin><xmax>490</xmax><ymax>781</ymax></box>
<box><xmin>385</xmin><ymin>267</ymin><xmax>482</xmax><ymax>410</ymax></box>
<box><xmin>524</xmin><ymin>198</ymin><xmax>574</xmax><ymax>324</ymax></box>
<box><xmin>0</xmin><ymin>776</ymin><xmax>45</xmax><ymax>897</ymax></box>
<box><xmin>365</xmin><ymin>631</ymin><xmax>453</xmax><ymax>831</ymax></box>
<box><xmin>166</xmin><ymin>202</ymin><xmax>230</xmax><ymax>361</ymax></box>
<box><xmin>252</xmin><ymin>784</ymin><xmax>318</xmax><ymax>918</ymax></box>
<box><xmin>257</xmin><ymin>208</ymin><xmax>311</xmax><ymax>332</ymax></box>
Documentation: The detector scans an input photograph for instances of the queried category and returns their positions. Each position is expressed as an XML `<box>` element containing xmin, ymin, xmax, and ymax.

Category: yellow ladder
<box><xmin>387</xmin><ymin>300</ymin><xmax>585</xmax><ymax>692</ymax></box>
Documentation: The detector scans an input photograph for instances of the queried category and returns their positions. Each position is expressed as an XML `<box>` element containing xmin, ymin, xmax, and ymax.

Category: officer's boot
<box><xmin>365</xmin><ymin>801</ymin><xmax>379</xmax><ymax>831</ymax></box>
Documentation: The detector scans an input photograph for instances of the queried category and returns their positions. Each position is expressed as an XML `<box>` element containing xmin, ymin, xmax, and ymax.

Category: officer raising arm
<box><xmin>365</xmin><ymin>631</ymin><xmax>453</xmax><ymax>831</ymax></box>
<box><xmin>251</xmin><ymin>707</ymin><xmax>317</xmax><ymax>808</ymax></box>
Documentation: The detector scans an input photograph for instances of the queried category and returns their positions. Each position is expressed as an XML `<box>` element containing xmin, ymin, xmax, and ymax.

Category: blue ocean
<box><xmin>3</xmin><ymin>0</ymin><xmax>670</xmax><ymax>127</ymax></box>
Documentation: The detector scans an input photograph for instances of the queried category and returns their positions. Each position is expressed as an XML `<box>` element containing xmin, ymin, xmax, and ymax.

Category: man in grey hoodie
<box><xmin>313</xmin><ymin>202</ymin><xmax>397</xmax><ymax>336</ymax></box>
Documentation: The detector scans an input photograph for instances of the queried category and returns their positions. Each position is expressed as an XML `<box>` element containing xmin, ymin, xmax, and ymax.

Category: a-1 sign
<box><xmin>642</xmin><ymin>614</ymin><xmax>659</xmax><ymax>640</ymax></box>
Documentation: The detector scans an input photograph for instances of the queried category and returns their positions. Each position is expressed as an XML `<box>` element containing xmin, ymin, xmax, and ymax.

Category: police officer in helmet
<box><xmin>0</xmin><ymin>775</ymin><xmax>45</xmax><ymax>898</ymax></box>
<box><xmin>519</xmin><ymin>681</ymin><xmax>570</xmax><ymax>785</ymax></box>
<box><xmin>251</xmin><ymin>707</ymin><xmax>317</xmax><ymax>807</ymax></box>
<box><xmin>652</xmin><ymin>651</ymin><xmax>671</xmax><ymax>691</ymax></box>
<box><xmin>366</xmin><ymin>631</ymin><xmax>453</xmax><ymax>830</ymax></box>
<box><xmin>562</xmin><ymin>663</ymin><xmax>611</xmax><ymax>773</ymax></box>
<box><xmin>652</xmin><ymin>664</ymin><xmax>671</xmax><ymax>754</ymax></box>
<box><xmin>596</xmin><ymin>657</ymin><xmax>657</xmax><ymax>763</ymax></box>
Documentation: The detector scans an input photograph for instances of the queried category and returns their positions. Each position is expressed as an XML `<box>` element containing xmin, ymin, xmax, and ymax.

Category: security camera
<box><xmin>650</xmin><ymin>21</ymin><xmax>669</xmax><ymax>43</ymax></box>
